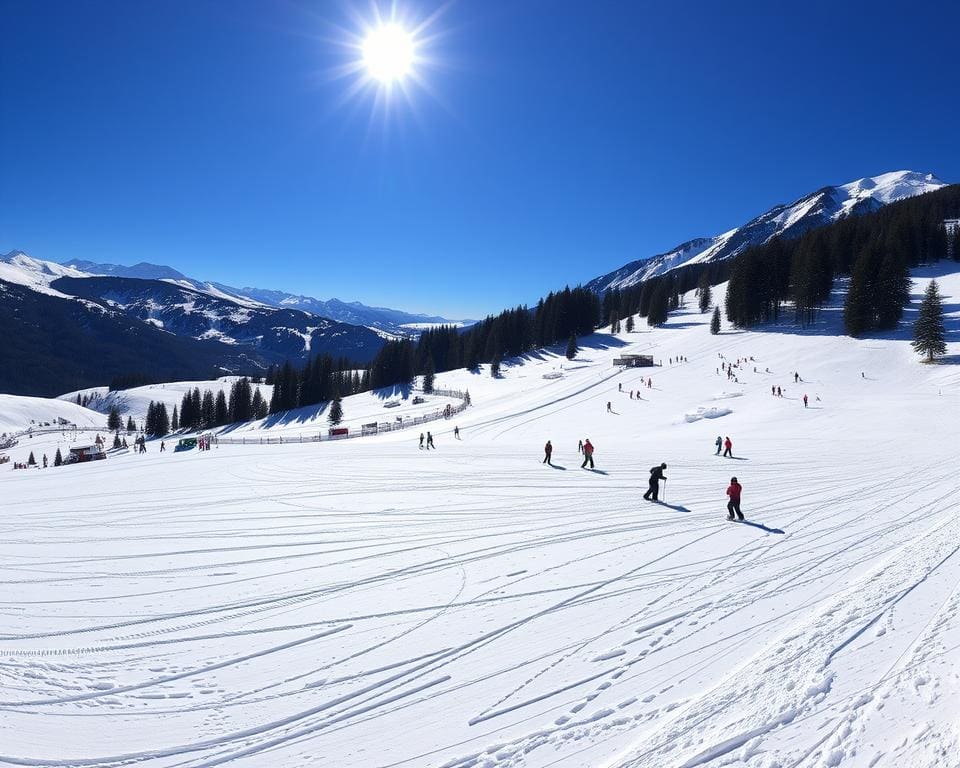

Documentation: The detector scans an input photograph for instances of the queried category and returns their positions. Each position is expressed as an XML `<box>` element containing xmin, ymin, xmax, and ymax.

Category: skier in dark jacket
<box><xmin>643</xmin><ymin>463</ymin><xmax>667</xmax><ymax>501</ymax></box>
<box><xmin>426</xmin><ymin>432</ymin><xmax>435</xmax><ymax>449</ymax></box>
<box><xmin>419</xmin><ymin>433</ymin><xmax>424</xmax><ymax>449</ymax></box>
<box><xmin>726</xmin><ymin>477</ymin><xmax>743</xmax><ymax>520</ymax></box>
<box><xmin>714</xmin><ymin>435</ymin><xmax>722</xmax><ymax>455</ymax></box>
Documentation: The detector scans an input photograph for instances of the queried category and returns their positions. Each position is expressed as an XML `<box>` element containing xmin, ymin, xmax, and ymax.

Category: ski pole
<box><xmin>662</xmin><ymin>479</ymin><xmax>666</xmax><ymax>501</ymax></box>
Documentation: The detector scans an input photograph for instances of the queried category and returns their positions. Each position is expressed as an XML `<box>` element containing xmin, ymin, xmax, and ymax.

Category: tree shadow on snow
<box><xmin>371</xmin><ymin>383</ymin><xmax>413</xmax><ymax>400</ymax></box>
<box><xmin>740</xmin><ymin>520</ymin><xmax>785</xmax><ymax>534</ymax></box>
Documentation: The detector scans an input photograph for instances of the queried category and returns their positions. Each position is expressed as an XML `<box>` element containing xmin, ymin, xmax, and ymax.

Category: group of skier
<box><xmin>419</xmin><ymin>432</ymin><xmax>436</xmax><ymax>449</ymax></box>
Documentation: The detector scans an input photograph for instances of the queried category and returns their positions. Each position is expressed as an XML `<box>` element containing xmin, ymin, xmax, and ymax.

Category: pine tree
<box><xmin>699</xmin><ymin>280</ymin><xmax>713</xmax><ymax>312</ymax></box>
<box><xmin>251</xmin><ymin>387</ymin><xmax>268</xmax><ymax>420</ymax></box>
<box><xmin>200</xmin><ymin>390</ymin><xmax>216</xmax><ymax>429</ymax></box>
<box><xmin>625</xmin><ymin>315</ymin><xmax>635</xmax><ymax>333</ymax></box>
<box><xmin>490</xmin><ymin>354</ymin><xmax>501</xmax><ymax>378</ymax></box>
<box><xmin>647</xmin><ymin>283</ymin><xmax>669</xmax><ymax>326</ymax></box>
<box><xmin>699</xmin><ymin>280</ymin><xmax>712</xmax><ymax>313</ymax></box>
<box><xmin>710</xmin><ymin>305</ymin><xmax>721</xmax><ymax>335</ymax></box>
<box><xmin>171</xmin><ymin>406</ymin><xmax>179</xmax><ymax>431</ymax></box>
<box><xmin>327</xmin><ymin>393</ymin><xmax>343</xmax><ymax>425</ymax></box>
<box><xmin>113</xmin><ymin>432</ymin><xmax>121</xmax><ymax>448</ymax></box>
<box><xmin>422</xmin><ymin>356</ymin><xmax>435</xmax><ymax>394</ymax></box>
<box><xmin>565</xmin><ymin>333</ymin><xmax>578</xmax><ymax>360</ymax></box>
<box><xmin>126</xmin><ymin>415</ymin><xmax>136</xmax><ymax>433</ymax></box>
<box><xmin>214</xmin><ymin>390</ymin><xmax>228</xmax><ymax>426</ymax></box>
<box><xmin>155</xmin><ymin>404</ymin><xmax>170</xmax><ymax>437</ymax></box>
<box><xmin>107</xmin><ymin>406</ymin><xmax>121</xmax><ymax>432</ymax></box>
<box><xmin>28</xmin><ymin>451</ymin><xmax>35</xmax><ymax>466</ymax></box>
<box><xmin>54</xmin><ymin>448</ymin><xmax>62</xmax><ymax>467</ymax></box>
<box><xmin>145</xmin><ymin>402</ymin><xmax>156</xmax><ymax>435</ymax></box>
<box><xmin>912</xmin><ymin>280</ymin><xmax>947</xmax><ymax>362</ymax></box>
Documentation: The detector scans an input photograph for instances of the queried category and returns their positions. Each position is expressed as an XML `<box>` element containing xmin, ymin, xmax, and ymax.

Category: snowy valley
<box><xmin>1</xmin><ymin>263</ymin><xmax>958</xmax><ymax>768</ymax></box>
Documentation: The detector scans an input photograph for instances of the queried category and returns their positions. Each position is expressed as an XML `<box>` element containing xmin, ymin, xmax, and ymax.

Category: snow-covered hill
<box><xmin>0</xmin><ymin>393</ymin><xmax>104</xmax><ymax>435</ymax></box>
<box><xmin>3</xmin><ymin>262</ymin><xmax>958</xmax><ymax>767</ymax></box>
<box><xmin>59</xmin><ymin>377</ymin><xmax>273</xmax><ymax>426</ymax></box>
<box><xmin>587</xmin><ymin>170</ymin><xmax>947</xmax><ymax>291</ymax></box>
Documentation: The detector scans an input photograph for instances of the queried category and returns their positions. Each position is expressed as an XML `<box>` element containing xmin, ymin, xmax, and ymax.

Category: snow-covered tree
<box><xmin>912</xmin><ymin>280</ymin><xmax>947</xmax><ymax>362</ymax></box>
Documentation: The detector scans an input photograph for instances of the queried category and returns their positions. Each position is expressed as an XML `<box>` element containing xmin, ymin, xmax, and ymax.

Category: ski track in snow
<box><xmin>2</xmin><ymin>269</ymin><xmax>959</xmax><ymax>768</ymax></box>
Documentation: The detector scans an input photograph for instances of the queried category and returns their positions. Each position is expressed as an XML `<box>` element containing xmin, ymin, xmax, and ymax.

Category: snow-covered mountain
<box><xmin>62</xmin><ymin>258</ymin><xmax>468</xmax><ymax>335</ymax></box>
<box><xmin>0</xmin><ymin>250</ymin><xmax>387</xmax><ymax>396</ymax></box>
<box><xmin>586</xmin><ymin>170</ymin><xmax>947</xmax><ymax>292</ymax></box>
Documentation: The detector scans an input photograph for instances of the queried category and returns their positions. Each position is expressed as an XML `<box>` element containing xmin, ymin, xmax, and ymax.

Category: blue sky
<box><xmin>2</xmin><ymin>0</ymin><xmax>958</xmax><ymax>319</ymax></box>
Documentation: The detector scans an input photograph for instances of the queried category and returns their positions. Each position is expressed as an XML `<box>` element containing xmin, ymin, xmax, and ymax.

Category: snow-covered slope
<box><xmin>3</xmin><ymin>262</ymin><xmax>958</xmax><ymax>767</ymax></box>
<box><xmin>587</xmin><ymin>170</ymin><xmax>948</xmax><ymax>291</ymax></box>
<box><xmin>0</xmin><ymin>393</ymin><xmax>105</xmax><ymax>434</ymax></box>
<box><xmin>58</xmin><ymin>377</ymin><xmax>273</xmax><ymax>426</ymax></box>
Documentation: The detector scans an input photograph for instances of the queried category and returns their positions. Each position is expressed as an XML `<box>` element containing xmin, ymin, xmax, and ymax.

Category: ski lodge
<box><xmin>68</xmin><ymin>445</ymin><xmax>106</xmax><ymax>463</ymax></box>
<box><xmin>613</xmin><ymin>354</ymin><xmax>654</xmax><ymax>368</ymax></box>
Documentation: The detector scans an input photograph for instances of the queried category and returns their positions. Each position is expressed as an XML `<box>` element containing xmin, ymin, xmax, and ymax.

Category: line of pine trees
<box><xmin>265</xmin><ymin>356</ymin><xmax>368</xmax><ymax>415</ymax></box>
<box><xmin>144</xmin><ymin>401</ymin><xmax>170</xmax><ymax>436</ymax></box>
<box><xmin>370</xmin><ymin>287</ymin><xmax>603</xmax><ymax>383</ymax></box>
<box><xmin>723</xmin><ymin>185</ymin><xmax>960</xmax><ymax>335</ymax></box>
<box><xmin>177</xmin><ymin>377</ymin><xmax>269</xmax><ymax>431</ymax></box>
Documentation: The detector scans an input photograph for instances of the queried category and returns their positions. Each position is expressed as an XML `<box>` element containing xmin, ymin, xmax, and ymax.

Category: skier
<box><xmin>618</xmin><ymin>383</ymin><xmax>622</xmax><ymax>392</ymax></box>
<box><xmin>160</xmin><ymin>441</ymin><xmax>166</xmax><ymax>452</ymax></box>
<box><xmin>543</xmin><ymin>440</ymin><xmax>553</xmax><ymax>465</ymax></box>
<box><xmin>715</xmin><ymin>435</ymin><xmax>722</xmax><ymax>455</ymax></box>
<box><xmin>454</xmin><ymin>426</ymin><xmax>460</xmax><ymax>439</ymax></box>
<box><xmin>630</xmin><ymin>390</ymin><xmax>634</xmax><ymax>399</ymax></box>
<box><xmin>42</xmin><ymin>454</ymin><xmax>48</xmax><ymax>468</ymax></box>
<box><xmin>419</xmin><ymin>433</ymin><xmax>424</xmax><ymax>449</ymax></box>
<box><xmin>643</xmin><ymin>463</ymin><xmax>667</xmax><ymax>501</ymax></box>
<box><xmin>777</xmin><ymin>386</ymin><xmax>782</xmax><ymax>397</ymax></box>
<box><xmin>726</xmin><ymin>476</ymin><xmax>744</xmax><ymax>520</ymax></box>
<box><xmin>803</xmin><ymin>394</ymin><xmax>808</xmax><ymax>408</ymax></box>
<box><xmin>607</xmin><ymin>401</ymin><xmax>611</xmax><ymax>413</ymax></box>
<box><xmin>771</xmin><ymin>385</ymin><xmax>775</xmax><ymax>396</ymax></box>
<box><xmin>581</xmin><ymin>439</ymin><xmax>594</xmax><ymax>469</ymax></box>
<box><xmin>578</xmin><ymin>439</ymin><xmax>583</xmax><ymax>454</ymax></box>
<box><xmin>794</xmin><ymin>372</ymin><xmax>800</xmax><ymax>383</ymax></box>
<box><xmin>426</xmin><ymin>432</ymin><xmax>435</xmax><ymax>449</ymax></box>
<box><xmin>723</xmin><ymin>436</ymin><xmax>733</xmax><ymax>458</ymax></box>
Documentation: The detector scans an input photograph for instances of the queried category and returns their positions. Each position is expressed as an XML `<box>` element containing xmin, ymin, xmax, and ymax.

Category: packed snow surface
<box><xmin>2</xmin><ymin>265</ymin><xmax>959</xmax><ymax>768</ymax></box>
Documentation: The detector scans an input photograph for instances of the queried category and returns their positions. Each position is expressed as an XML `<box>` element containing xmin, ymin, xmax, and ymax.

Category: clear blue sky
<box><xmin>2</xmin><ymin>0</ymin><xmax>957</xmax><ymax>319</ymax></box>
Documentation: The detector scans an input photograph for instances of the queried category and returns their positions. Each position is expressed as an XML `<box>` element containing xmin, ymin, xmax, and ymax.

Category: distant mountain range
<box><xmin>0</xmin><ymin>251</ymin><xmax>387</xmax><ymax>396</ymax></box>
<box><xmin>62</xmin><ymin>259</ymin><xmax>470</xmax><ymax>335</ymax></box>
<box><xmin>586</xmin><ymin>171</ymin><xmax>947</xmax><ymax>292</ymax></box>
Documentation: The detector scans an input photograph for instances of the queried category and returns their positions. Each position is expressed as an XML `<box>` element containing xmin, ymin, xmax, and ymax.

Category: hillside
<box><xmin>587</xmin><ymin>170</ymin><xmax>947</xmax><ymax>292</ymax></box>
<box><xmin>0</xmin><ymin>252</ymin><xmax>388</xmax><ymax>397</ymax></box>
<box><xmin>2</xmin><ymin>263</ymin><xmax>958</xmax><ymax>768</ymax></box>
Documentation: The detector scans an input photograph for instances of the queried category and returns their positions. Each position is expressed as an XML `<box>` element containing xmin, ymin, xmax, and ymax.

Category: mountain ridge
<box><xmin>586</xmin><ymin>170</ymin><xmax>947</xmax><ymax>292</ymax></box>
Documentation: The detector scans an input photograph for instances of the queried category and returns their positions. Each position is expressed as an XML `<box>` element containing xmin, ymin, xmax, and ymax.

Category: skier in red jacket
<box><xmin>726</xmin><ymin>477</ymin><xmax>743</xmax><ymax>520</ymax></box>
<box><xmin>723</xmin><ymin>436</ymin><xmax>733</xmax><ymax>458</ymax></box>
<box><xmin>581</xmin><ymin>439</ymin><xmax>595</xmax><ymax>469</ymax></box>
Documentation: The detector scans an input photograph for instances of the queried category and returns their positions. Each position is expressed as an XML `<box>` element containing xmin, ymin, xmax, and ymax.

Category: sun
<box><xmin>362</xmin><ymin>24</ymin><xmax>415</xmax><ymax>84</ymax></box>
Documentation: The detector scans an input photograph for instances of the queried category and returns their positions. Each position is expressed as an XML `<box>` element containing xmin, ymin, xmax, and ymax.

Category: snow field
<box><xmin>1</xmin><ymin>265</ymin><xmax>959</xmax><ymax>768</ymax></box>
